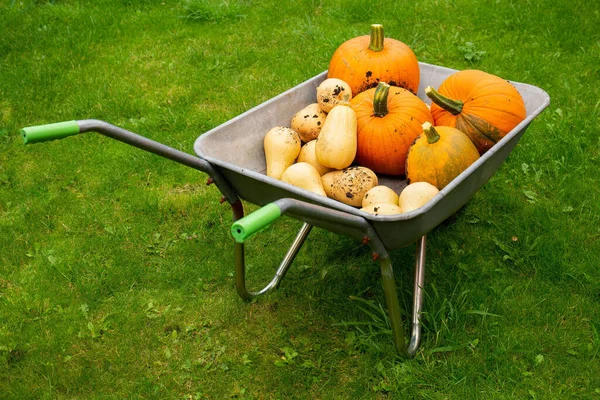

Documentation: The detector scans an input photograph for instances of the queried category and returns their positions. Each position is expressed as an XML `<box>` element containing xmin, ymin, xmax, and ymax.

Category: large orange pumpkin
<box><xmin>406</xmin><ymin>122</ymin><xmax>480</xmax><ymax>190</ymax></box>
<box><xmin>350</xmin><ymin>82</ymin><xmax>433</xmax><ymax>176</ymax></box>
<box><xmin>425</xmin><ymin>69</ymin><xmax>526</xmax><ymax>154</ymax></box>
<box><xmin>327</xmin><ymin>24</ymin><xmax>420</xmax><ymax>97</ymax></box>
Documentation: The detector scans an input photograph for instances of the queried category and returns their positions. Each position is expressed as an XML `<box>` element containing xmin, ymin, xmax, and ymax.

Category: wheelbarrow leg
<box><xmin>231</xmin><ymin>201</ymin><xmax>313</xmax><ymax>301</ymax></box>
<box><xmin>229</xmin><ymin>198</ymin><xmax>427</xmax><ymax>357</ymax></box>
<box><xmin>379</xmin><ymin>235</ymin><xmax>426</xmax><ymax>357</ymax></box>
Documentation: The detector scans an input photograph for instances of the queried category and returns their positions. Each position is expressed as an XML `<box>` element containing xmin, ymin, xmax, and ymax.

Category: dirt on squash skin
<box><xmin>332</xmin><ymin>167</ymin><xmax>378</xmax><ymax>203</ymax></box>
<box><xmin>332</xmin><ymin>85</ymin><xmax>346</xmax><ymax>96</ymax></box>
<box><xmin>279</xmin><ymin>127</ymin><xmax>299</xmax><ymax>146</ymax></box>
<box><xmin>359</xmin><ymin>79</ymin><xmax>415</xmax><ymax>95</ymax></box>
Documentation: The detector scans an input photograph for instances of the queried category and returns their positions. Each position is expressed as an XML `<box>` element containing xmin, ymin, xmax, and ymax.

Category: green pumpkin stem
<box><xmin>368</xmin><ymin>24</ymin><xmax>384</xmax><ymax>52</ymax></box>
<box><xmin>373</xmin><ymin>82</ymin><xmax>390</xmax><ymax>117</ymax></box>
<box><xmin>425</xmin><ymin>86</ymin><xmax>464</xmax><ymax>115</ymax></box>
<box><xmin>422</xmin><ymin>122</ymin><xmax>440</xmax><ymax>144</ymax></box>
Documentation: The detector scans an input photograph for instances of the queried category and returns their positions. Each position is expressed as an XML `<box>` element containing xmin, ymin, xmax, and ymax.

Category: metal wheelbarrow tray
<box><xmin>22</xmin><ymin>62</ymin><xmax>550</xmax><ymax>357</ymax></box>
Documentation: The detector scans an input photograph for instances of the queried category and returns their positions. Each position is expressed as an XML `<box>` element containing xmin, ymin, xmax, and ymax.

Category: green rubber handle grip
<box><xmin>231</xmin><ymin>203</ymin><xmax>282</xmax><ymax>243</ymax></box>
<box><xmin>21</xmin><ymin>120</ymin><xmax>80</xmax><ymax>144</ymax></box>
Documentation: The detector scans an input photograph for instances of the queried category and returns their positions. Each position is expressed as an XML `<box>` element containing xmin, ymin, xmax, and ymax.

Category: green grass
<box><xmin>1</xmin><ymin>0</ymin><xmax>600</xmax><ymax>398</ymax></box>
<box><xmin>182</xmin><ymin>0</ymin><xmax>250</xmax><ymax>22</ymax></box>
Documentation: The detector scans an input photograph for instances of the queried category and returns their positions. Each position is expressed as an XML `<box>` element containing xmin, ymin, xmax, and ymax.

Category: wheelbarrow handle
<box><xmin>231</xmin><ymin>203</ymin><xmax>281</xmax><ymax>243</ymax></box>
<box><xmin>230</xmin><ymin>198</ymin><xmax>383</xmax><ymax>250</ymax></box>
<box><xmin>21</xmin><ymin>120</ymin><xmax>80</xmax><ymax>144</ymax></box>
<box><xmin>20</xmin><ymin>119</ymin><xmax>239</xmax><ymax>205</ymax></box>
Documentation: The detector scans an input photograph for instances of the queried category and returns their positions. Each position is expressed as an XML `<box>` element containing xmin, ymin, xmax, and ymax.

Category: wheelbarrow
<box><xmin>21</xmin><ymin>62</ymin><xmax>550</xmax><ymax>357</ymax></box>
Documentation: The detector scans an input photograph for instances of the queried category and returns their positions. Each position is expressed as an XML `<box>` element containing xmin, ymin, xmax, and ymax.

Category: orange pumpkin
<box><xmin>327</xmin><ymin>24</ymin><xmax>420</xmax><ymax>97</ymax></box>
<box><xmin>425</xmin><ymin>69</ymin><xmax>526</xmax><ymax>154</ymax></box>
<box><xmin>406</xmin><ymin>122</ymin><xmax>480</xmax><ymax>190</ymax></box>
<box><xmin>350</xmin><ymin>82</ymin><xmax>433</xmax><ymax>176</ymax></box>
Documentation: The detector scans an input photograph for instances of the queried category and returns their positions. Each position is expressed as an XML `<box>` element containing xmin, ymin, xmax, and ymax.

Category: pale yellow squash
<box><xmin>362</xmin><ymin>185</ymin><xmax>399</xmax><ymax>208</ymax></box>
<box><xmin>316</xmin><ymin>78</ymin><xmax>353</xmax><ymax>113</ymax></box>
<box><xmin>398</xmin><ymin>181</ymin><xmax>440</xmax><ymax>212</ymax></box>
<box><xmin>361</xmin><ymin>203</ymin><xmax>403</xmax><ymax>215</ymax></box>
<box><xmin>264</xmin><ymin>126</ymin><xmax>301</xmax><ymax>180</ymax></box>
<box><xmin>280</xmin><ymin>162</ymin><xmax>326</xmax><ymax>196</ymax></box>
<box><xmin>290</xmin><ymin>103</ymin><xmax>327</xmax><ymax>142</ymax></box>
<box><xmin>315</xmin><ymin>101</ymin><xmax>357</xmax><ymax>170</ymax></box>
<box><xmin>297</xmin><ymin>140</ymin><xmax>334</xmax><ymax>176</ymax></box>
<box><xmin>321</xmin><ymin>166</ymin><xmax>378</xmax><ymax>207</ymax></box>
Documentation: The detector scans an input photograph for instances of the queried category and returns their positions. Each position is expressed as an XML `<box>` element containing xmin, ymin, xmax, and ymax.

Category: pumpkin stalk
<box><xmin>425</xmin><ymin>86</ymin><xmax>464</xmax><ymax>115</ymax></box>
<box><xmin>373</xmin><ymin>82</ymin><xmax>390</xmax><ymax>117</ymax></box>
<box><xmin>368</xmin><ymin>24</ymin><xmax>384</xmax><ymax>52</ymax></box>
<box><xmin>422</xmin><ymin>122</ymin><xmax>440</xmax><ymax>144</ymax></box>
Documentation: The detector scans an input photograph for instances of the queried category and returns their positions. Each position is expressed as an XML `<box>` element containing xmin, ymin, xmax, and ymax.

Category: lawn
<box><xmin>1</xmin><ymin>0</ymin><xmax>599</xmax><ymax>398</ymax></box>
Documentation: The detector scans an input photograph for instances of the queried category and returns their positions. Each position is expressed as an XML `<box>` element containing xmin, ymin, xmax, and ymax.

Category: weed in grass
<box><xmin>457</xmin><ymin>41</ymin><xmax>486</xmax><ymax>62</ymax></box>
<box><xmin>182</xmin><ymin>0</ymin><xmax>249</xmax><ymax>23</ymax></box>
<box><xmin>292</xmin><ymin>15</ymin><xmax>326</xmax><ymax>42</ymax></box>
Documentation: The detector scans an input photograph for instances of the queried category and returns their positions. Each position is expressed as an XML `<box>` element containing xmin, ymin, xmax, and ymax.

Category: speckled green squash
<box><xmin>406</xmin><ymin>122</ymin><xmax>480</xmax><ymax>190</ymax></box>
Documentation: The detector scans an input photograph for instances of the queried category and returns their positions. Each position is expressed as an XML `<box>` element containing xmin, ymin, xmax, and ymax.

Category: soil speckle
<box><xmin>332</xmin><ymin>85</ymin><xmax>345</xmax><ymax>96</ymax></box>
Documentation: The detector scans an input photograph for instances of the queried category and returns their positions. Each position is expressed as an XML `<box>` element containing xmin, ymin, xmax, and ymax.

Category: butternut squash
<box><xmin>361</xmin><ymin>203</ymin><xmax>403</xmax><ymax>215</ymax></box>
<box><xmin>316</xmin><ymin>78</ymin><xmax>353</xmax><ymax>113</ymax></box>
<box><xmin>321</xmin><ymin>166</ymin><xmax>378</xmax><ymax>207</ymax></box>
<box><xmin>264</xmin><ymin>126</ymin><xmax>301</xmax><ymax>180</ymax></box>
<box><xmin>398</xmin><ymin>182</ymin><xmax>440</xmax><ymax>213</ymax></box>
<box><xmin>290</xmin><ymin>103</ymin><xmax>327</xmax><ymax>142</ymax></box>
<box><xmin>362</xmin><ymin>185</ymin><xmax>399</xmax><ymax>208</ymax></box>
<box><xmin>315</xmin><ymin>100</ymin><xmax>357</xmax><ymax>170</ymax></box>
<box><xmin>297</xmin><ymin>140</ymin><xmax>334</xmax><ymax>176</ymax></box>
<box><xmin>281</xmin><ymin>162</ymin><xmax>327</xmax><ymax>196</ymax></box>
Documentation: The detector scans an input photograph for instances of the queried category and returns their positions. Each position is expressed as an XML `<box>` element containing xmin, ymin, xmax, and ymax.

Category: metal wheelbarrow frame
<box><xmin>21</xmin><ymin>62</ymin><xmax>550</xmax><ymax>357</ymax></box>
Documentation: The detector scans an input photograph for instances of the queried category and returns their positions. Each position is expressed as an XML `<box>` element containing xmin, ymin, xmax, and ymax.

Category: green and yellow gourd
<box><xmin>406</xmin><ymin>122</ymin><xmax>480</xmax><ymax>190</ymax></box>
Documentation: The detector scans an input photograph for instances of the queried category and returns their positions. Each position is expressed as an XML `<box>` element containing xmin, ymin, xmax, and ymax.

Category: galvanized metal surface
<box><xmin>235</xmin><ymin>223</ymin><xmax>312</xmax><ymax>301</ymax></box>
<box><xmin>194</xmin><ymin>62</ymin><xmax>550</xmax><ymax>250</ymax></box>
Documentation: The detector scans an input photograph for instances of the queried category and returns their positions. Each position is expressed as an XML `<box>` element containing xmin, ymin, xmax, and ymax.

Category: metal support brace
<box><xmin>378</xmin><ymin>235</ymin><xmax>426</xmax><ymax>357</ymax></box>
<box><xmin>408</xmin><ymin>235</ymin><xmax>426</xmax><ymax>356</ymax></box>
<box><xmin>231</xmin><ymin>199</ymin><xmax>313</xmax><ymax>301</ymax></box>
<box><xmin>230</xmin><ymin>198</ymin><xmax>427</xmax><ymax>357</ymax></box>
<box><xmin>234</xmin><ymin>223</ymin><xmax>313</xmax><ymax>301</ymax></box>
